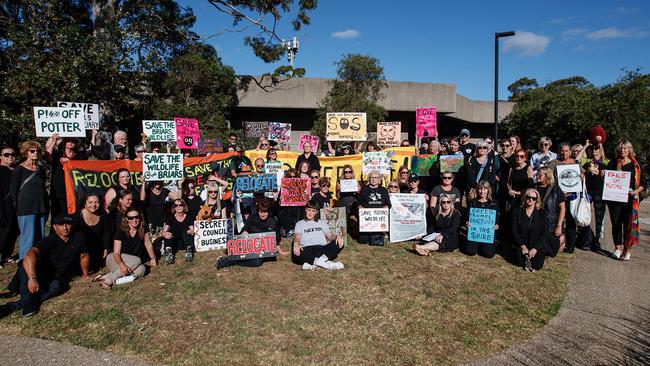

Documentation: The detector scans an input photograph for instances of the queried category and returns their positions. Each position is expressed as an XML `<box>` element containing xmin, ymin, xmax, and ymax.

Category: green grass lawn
<box><xmin>0</xmin><ymin>239</ymin><xmax>573</xmax><ymax>365</ymax></box>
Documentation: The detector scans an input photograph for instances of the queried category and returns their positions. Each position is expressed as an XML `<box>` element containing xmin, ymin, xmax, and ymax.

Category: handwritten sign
<box><xmin>142</xmin><ymin>153</ymin><xmax>183</xmax><ymax>181</ymax></box>
<box><xmin>326</xmin><ymin>112</ymin><xmax>367</xmax><ymax>141</ymax></box>
<box><xmin>389</xmin><ymin>194</ymin><xmax>427</xmax><ymax>242</ymax></box>
<box><xmin>280</xmin><ymin>178</ymin><xmax>311</xmax><ymax>206</ymax></box>
<box><xmin>268</xmin><ymin>122</ymin><xmax>291</xmax><ymax>142</ymax></box>
<box><xmin>234</xmin><ymin>174</ymin><xmax>278</xmax><ymax>195</ymax></box>
<box><xmin>416</xmin><ymin>107</ymin><xmax>437</xmax><ymax>138</ymax></box>
<box><xmin>244</xmin><ymin>121</ymin><xmax>269</xmax><ymax>139</ymax></box>
<box><xmin>142</xmin><ymin>120</ymin><xmax>176</xmax><ymax>142</ymax></box>
<box><xmin>439</xmin><ymin>154</ymin><xmax>464</xmax><ymax>173</ymax></box>
<box><xmin>175</xmin><ymin>117</ymin><xmax>200</xmax><ymax>149</ymax></box>
<box><xmin>57</xmin><ymin>101</ymin><xmax>100</xmax><ymax>130</ymax></box>
<box><xmin>556</xmin><ymin>164</ymin><xmax>582</xmax><ymax>193</ymax></box>
<box><xmin>359</xmin><ymin>208</ymin><xmax>389</xmax><ymax>232</ymax></box>
<box><xmin>339</xmin><ymin>179</ymin><xmax>358</xmax><ymax>193</ymax></box>
<box><xmin>321</xmin><ymin>207</ymin><xmax>347</xmax><ymax>246</ymax></box>
<box><xmin>33</xmin><ymin>107</ymin><xmax>85</xmax><ymax>137</ymax></box>
<box><xmin>265</xmin><ymin>161</ymin><xmax>284</xmax><ymax>186</ymax></box>
<box><xmin>602</xmin><ymin>170</ymin><xmax>631</xmax><ymax>203</ymax></box>
<box><xmin>227</xmin><ymin>232</ymin><xmax>278</xmax><ymax>260</ymax></box>
<box><xmin>377</xmin><ymin>122</ymin><xmax>401</xmax><ymax>147</ymax></box>
<box><xmin>362</xmin><ymin>152</ymin><xmax>391</xmax><ymax>177</ymax></box>
<box><xmin>467</xmin><ymin>208</ymin><xmax>497</xmax><ymax>244</ymax></box>
<box><xmin>197</xmin><ymin>138</ymin><xmax>224</xmax><ymax>154</ymax></box>
<box><xmin>299</xmin><ymin>134</ymin><xmax>320</xmax><ymax>150</ymax></box>
<box><xmin>194</xmin><ymin>219</ymin><xmax>230</xmax><ymax>251</ymax></box>
<box><xmin>411</xmin><ymin>155</ymin><xmax>437</xmax><ymax>176</ymax></box>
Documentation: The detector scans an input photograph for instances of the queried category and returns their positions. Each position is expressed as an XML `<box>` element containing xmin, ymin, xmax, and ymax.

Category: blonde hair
<box><xmin>537</xmin><ymin>166</ymin><xmax>555</xmax><ymax>186</ymax></box>
<box><xmin>521</xmin><ymin>188</ymin><xmax>543</xmax><ymax>210</ymax></box>
<box><xmin>615</xmin><ymin>140</ymin><xmax>635</xmax><ymax>159</ymax></box>
<box><xmin>474</xmin><ymin>180</ymin><xmax>493</xmax><ymax>201</ymax></box>
<box><xmin>437</xmin><ymin>193</ymin><xmax>458</xmax><ymax>218</ymax></box>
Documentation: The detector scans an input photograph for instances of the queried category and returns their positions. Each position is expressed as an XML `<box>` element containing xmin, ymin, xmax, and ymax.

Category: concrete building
<box><xmin>232</xmin><ymin>76</ymin><xmax>515</xmax><ymax>147</ymax></box>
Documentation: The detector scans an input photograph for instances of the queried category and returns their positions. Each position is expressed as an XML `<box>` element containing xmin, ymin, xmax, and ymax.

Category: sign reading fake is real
<box><xmin>33</xmin><ymin>107</ymin><xmax>86</xmax><ymax>137</ymax></box>
<box><xmin>326</xmin><ymin>112</ymin><xmax>367</xmax><ymax>141</ymax></box>
<box><xmin>142</xmin><ymin>153</ymin><xmax>184</xmax><ymax>181</ymax></box>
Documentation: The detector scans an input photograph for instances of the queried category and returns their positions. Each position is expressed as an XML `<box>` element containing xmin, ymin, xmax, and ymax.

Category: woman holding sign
<box><xmin>413</xmin><ymin>193</ymin><xmax>462</xmax><ymax>255</ymax></box>
<box><xmin>464</xmin><ymin>181</ymin><xmax>499</xmax><ymax>258</ymax></box>
<box><xmin>292</xmin><ymin>200</ymin><xmax>345</xmax><ymax>270</ymax></box>
<box><xmin>606</xmin><ymin>140</ymin><xmax>646</xmax><ymax>261</ymax></box>
<box><xmin>358</xmin><ymin>171</ymin><xmax>391</xmax><ymax>246</ymax></box>
<box><xmin>511</xmin><ymin>188</ymin><xmax>549</xmax><ymax>272</ymax></box>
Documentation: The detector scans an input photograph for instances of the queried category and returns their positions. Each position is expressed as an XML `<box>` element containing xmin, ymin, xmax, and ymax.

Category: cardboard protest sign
<box><xmin>299</xmin><ymin>134</ymin><xmax>320</xmax><ymax>150</ymax></box>
<box><xmin>411</xmin><ymin>155</ymin><xmax>438</xmax><ymax>176</ymax></box>
<box><xmin>142</xmin><ymin>120</ymin><xmax>176</xmax><ymax>142</ymax></box>
<box><xmin>602</xmin><ymin>170</ymin><xmax>632</xmax><ymax>202</ymax></box>
<box><xmin>416</xmin><ymin>107</ymin><xmax>437</xmax><ymax>138</ymax></box>
<box><xmin>339</xmin><ymin>179</ymin><xmax>358</xmax><ymax>193</ymax></box>
<box><xmin>326</xmin><ymin>112</ymin><xmax>367</xmax><ymax>141</ymax></box>
<box><xmin>194</xmin><ymin>219</ymin><xmax>230</xmax><ymax>251</ymax></box>
<box><xmin>197</xmin><ymin>138</ymin><xmax>224</xmax><ymax>154</ymax></box>
<box><xmin>265</xmin><ymin>161</ymin><xmax>284</xmax><ymax>186</ymax></box>
<box><xmin>376</xmin><ymin>122</ymin><xmax>401</xmax><ymax>147</ymax></box>
<box><xmin>467</xmin><ymin>208</ymin><xmax>497</xmax><ymax>244</ymax></box>
<box><xmin>439</xmin><ymin>154</ymin><xmax>464</xmax><ymax>173</ymax></box>
<box><xmin>268</xmin><ymin>122</ymin><xmax>291</xmax><ymax>142</ymax></box>
<box><xmin>33</xmin><ymin>107</ymin><xmax>85</xmax><ymax>137</ymax></box>
<box><xmin>227</xmin><ymin>232</ymin><xmax>278</xmax><ymax>260</ymax></box>
<box><xmin>142</xmin><ymin>153</ymin><xmax>183</xmax><ymax>181</ymax></box>
<box><xmin>175</xmin><ymin>117</ymin><xmax>200</xmax><ymax>149</ymax></box>
<box><xmin>362</xmin><ymin>152</ymin><xmax>391</xmax><ymax>177</ymax></box>
<box><xmin>389</xmin><ymin>194</ymin><xmax>427</xmax><ymax>242</ymax></box>
<box><xmin>321</xmin><ymin>207</ymin><xmax>347</xmax><ymax>246</ymax></box>
<box><xmin>57</xmin><ymin>101</ymin><xmax>100</xmax><ymax>130</ymax></box>
<box><xmin>280</xmin><ymin>178</ymin><xmax>311</xmax><ymax>206</ymax></box>
<box><xmin>244</xmin><ymin>121</ymin><xmax>269</xmax><ymax>138</ymax></box>
<box><xmin>359</xmin><ymin>208</ymin><xmax>389</xmax><ymax>232</ymax></box>
<box><xmin>234</xmin><ymin>174</ymin><xmax>278</xmax><ymax>195</ymax></box>
<box><xmin>556</xmin><ymin>164</ymin><xmax>582</xmax><ymax>193</ymax></box>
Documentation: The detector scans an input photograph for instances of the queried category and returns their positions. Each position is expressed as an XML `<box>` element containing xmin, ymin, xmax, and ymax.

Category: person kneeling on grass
<box><xmin>511</xmin><ymin>188</ymin><xmax>549</xmax><ymax>272</ymax></box>
<box><xmin>0</xmin><ymin>214</ymin><xmax>89</xmax><ymax>318</ymax></box>
<box><xmin>413</xmin><ymin>194</ymin><xmax>462</xmax><ymax>256</ymax></box>
<box><xmin>293</xmin><ymin>200</ymin><xmax>345</xmax><ymax>270</ymax></box>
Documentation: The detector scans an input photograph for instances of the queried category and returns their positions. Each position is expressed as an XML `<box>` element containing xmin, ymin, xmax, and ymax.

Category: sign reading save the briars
<box><xmin>142</xmin><ymin>120</ymin><xmax>176</xmax><ymax>142</ymax></box>
<box><xmin>602</xmin><ymin>170</ymin><xmax>632</xmax><ymax>203</ymax></box>
<box><xmin>57</xmin><ymin>101</ymin><xmax>100</xmax><ymax>130</ymax></box>
<box><xmin>194</xmin><ymin>219</ymin><xmax>230</xmax><ymax>251</ymax></box>
<box><xmin>359</xmin><ymin>208</ymin><xmax>389</xmax><ymax>232</ymax></box>
<box><xmin>227</xmin><ymin>232</ymin><xmax>278</xmax><ymax>260</ymax></box>
<box><xmin>33</xmin><ymin>107</ymin><xmax>85</xmax><ymax>137</ymax></box>
<box><xmin>142</xmin><ymin>153</ymin><xmax>183</xmax><ymax>181</ymax></box>
<box><xmin>467</xmin><ymin>208</ymin><xmax>497</xmax><ymax>244</ymax></box>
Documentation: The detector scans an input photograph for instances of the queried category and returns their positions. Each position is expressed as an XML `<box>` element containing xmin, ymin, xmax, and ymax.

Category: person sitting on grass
<box><xmin>463</xmin><ymin>180</ymin><xmax>499</xmax><ymax>258</ymax></box>
<box><xmin>413</xmin><ymin>193</ymin><xmax>462</xmax><ymax>256</ymax></box>
<box><xmin>0</xmin><ymin>214</ymin><xmax>89</xmax><ymax>318</ymax></box>
<box><xmin>161</xmin><ymin>198</ymin><xmax>195</xmax><ymax>265</ymax></box>
<box><xmin>292</xmin><ymin>200</ymin><xmax>345</xmax><ymax>270</ymax></box>
<box><xmin>511</xmin><ymin>188</ymin><xmax>549</xmax><ymax>272</ymax></box>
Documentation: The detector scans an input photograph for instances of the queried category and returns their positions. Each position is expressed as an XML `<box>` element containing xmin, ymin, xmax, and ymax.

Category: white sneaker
<box><xmin>623</xmin><ymin>253</ymin><xmax>631</xmax><ymax>261</ymax></box>
<box><xmin>313</xmin><ymin>255</ymin><xmax>335</xmax><ymax>270</ymax></box>
<box><xmin>328</xmin><ymin>260</ymin><xmax>344</xmax><ymax>270</ymax></box>
<box><xmin>612</xmin><ymin>250</ymin><xmax>622</xmax><ymax>259</ymax></box>
<box><xmin>302</xmin><ymin>263</ymin><xmax>317</xmax><ymax>270</ymax></box>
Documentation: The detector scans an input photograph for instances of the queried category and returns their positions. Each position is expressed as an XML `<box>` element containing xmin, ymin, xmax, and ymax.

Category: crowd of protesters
<box><xmin>0</xmin><ymin>125</ymin><xmax>645</xmax><ymax>317</ymax></box>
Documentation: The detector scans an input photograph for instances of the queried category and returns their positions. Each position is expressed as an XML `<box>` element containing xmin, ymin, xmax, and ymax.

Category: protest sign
<box><xmin>602</xmin><ymin>170</ymin><xmax>632</xmax><ymax>203</ymax></box>
<box><xmin>299</xmin><ymin>134</ymin><xmax>320</xmax><ymax>150</ymax></box>
<box><xmin>142</xmin><ymin>120</ymin><xmax>176</xmax><ymax>142</ymax></box>
<box><xmin>321</xmin><ymin>207</ymin><xmax>347</xmax><ymax>246</ymax></box>
<box><xmin>280</xmin><ymin>178</ymin><xmax>311</xmax><ymax>206</ymax></box>
<box><xmin>268</xmin><ymin>122</ymin><xmax>291</xmax><ymax>142</ymax></box>
<box><xmin>467</xmin><ymin>208</ymin><xmax>497</xmax><ymax>244</ymax></box>
<box><xmin>326</xmin><ymin>112</ymin><xmax>367</xmax><ymax>141</ymax></box>
<box><xmin>439</xmin><ymin>154</ymin><xmax>464</xmax><ymax>173</ymax></box>
<box><xmin>339</xmin><ymin>179</ymin><xmax>358</xmax><ymax>193</ymax></box>
<box><xmin>389</xmin><ymin>194</ymin><xmax>427</xmax><ymax>242</ymax></box>
<box><xmin>244</xmin><ymin>121</ymin><xmax>269</xmax><ymax>138</ymax></box>
<box><xmin>194</xmin><ymin>219</ymin><xmax>230</xmax><ymax>251</ymax></box>
<box><xmin>411</xmin><ymin>155</ymin><xmax>438</xmax><ymax>176</ymax></box>
<box><xmin>227</xmin><ymin>232</ymin><xmax>278</xmax><ymax>260</ymax></box>
<box><xmin>376</xmin><ymin>122</ymin><xmax>401</xmax><ymax>147</ymax></box>
<box><xmin>197</xmin><ymin>138</ymin><xmax>224</xmax><ymax>154</ymax></box>
<box><xmin>33</xmin><ymin>107</ymin><xmax>85</xmax><ymax>137</ymax></box>
<box><xmin>142</xmin><ymin>153</ymin><xmax>183</xmax><ymax>181</ymax></box>
<box><xmin>416</xmin><ymin>107</ymin><xmax>437</xmax><ymax>138</ymax></box>
<box><xmin>556</xmin><ymin>164</ymin><xmax>582</xmax><ymax>193</ymax></box>
<box><xmin>265</xmin><ymin>161</ymin><xmax>284</xmax><ymax>186</ymax></box>
<box><xmin>359</xmin><ymin>208</ymin><xmax>389</xmax><ymax>232</ymax></box>
<box><xmin>57</xmin><ymin>101</ymin><xmax>100</xmax><ymax>129</ymax></box>
<box><xmin>362</xmin><ymin>152</ymin><xmax>391</xmax><ymax>177</ymax></box>
<box><xmin>234</xmin><ymin>174</ymin><xmax>278</xmax><ymax>195</ymax></box>
<box><xmin>175</xmin><ymin>117</ymin><xmax>200</xmax><ymax>149</ymax></box>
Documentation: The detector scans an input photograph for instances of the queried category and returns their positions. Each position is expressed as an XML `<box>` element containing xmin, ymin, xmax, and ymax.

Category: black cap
<box><xmin>52</xmin><ymin>213</ymin><xmax>73</xmax><ymax>225</ymax></box>
<box><xmin>408</xmin><ymin>173</ymin><xmax>419</xmax><ymax>181</ymax></box>
<box><xmin>113</xmin><ymin>144</ymin><xmax>126</xmax><ymax>153</ymax></box>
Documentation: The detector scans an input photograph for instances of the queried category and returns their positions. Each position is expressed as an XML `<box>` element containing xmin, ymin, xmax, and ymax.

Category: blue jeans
<box><xmin>3</xmin><ymin>266</ymin><xmax>65</xmax><ymax>315</ymax></box>
<box><xmin>17</xmin><ymin>214</ymin><xmax>46</xmax><ymax>259</ymax></box>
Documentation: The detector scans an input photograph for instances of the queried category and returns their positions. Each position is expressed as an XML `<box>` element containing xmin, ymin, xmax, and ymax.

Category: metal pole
<box><xmin>494</xmin><ymin>33</ymin><xmax>499</xmax><ymax>142</ymax></box>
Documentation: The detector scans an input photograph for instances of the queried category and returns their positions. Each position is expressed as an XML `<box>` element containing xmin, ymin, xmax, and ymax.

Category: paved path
<box><xmin>471</xmin><ymin>200</ymin><xmax>650</xmax><ymax>365</ymax></box>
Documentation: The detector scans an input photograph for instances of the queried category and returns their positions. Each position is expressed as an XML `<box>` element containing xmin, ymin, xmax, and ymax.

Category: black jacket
<box><xmin>465</xmin><ymin>155</ymin><xmax>498</xmax><ymax>191</ymax></box>
<box><xmin>511</xmin><ymin>206</ymin><xmax>548</xmax><ymax>251</ymax></box>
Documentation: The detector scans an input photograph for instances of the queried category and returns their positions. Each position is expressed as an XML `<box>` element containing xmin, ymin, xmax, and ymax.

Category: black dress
<box><xmin>73</xmin><ymin>212</ymin><xmax>110</xmax><ymax>270</ymax></box>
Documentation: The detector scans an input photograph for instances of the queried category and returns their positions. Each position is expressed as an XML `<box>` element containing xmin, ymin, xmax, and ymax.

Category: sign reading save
<box><xmin>142</xmin><ymin>120</ymin><xmax>176</xmax><ymax>142</ymax></box>
<box><xmin>142</xmin><ymin>153</ymin><xmax>183</xmax><ymax>181</ymax></box>
<box><xmin>33</xmin><ymin>107</ymin><xmax>85</xmax><ymax>137</ymax></box>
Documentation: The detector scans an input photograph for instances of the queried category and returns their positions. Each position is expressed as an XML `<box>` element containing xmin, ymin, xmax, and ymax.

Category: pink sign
<box><xmin>280</xmin><ymin>178</ymin><xmax>311</xmax><ymax>206</ymax></box>
<box><xmin>416</xmin><ymin>107</ymin><xmax>437</xmax><ymax>138</ymax></box>
<box><xmin>175</xmin><ymin>117</ymin><xmax>200</xmax><ymax>149</ymax></box>
<box><xmin>299</xmin><ymin>134</ymin><xmax>320</xmax><ymax>151</ymax></box>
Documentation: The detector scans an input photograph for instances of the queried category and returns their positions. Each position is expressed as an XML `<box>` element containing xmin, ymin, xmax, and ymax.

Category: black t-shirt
<box><xmin>311</xmin><ymin>191</ymin><xmax>333</xmax><ymax>209</ymax></box>
<box><xmin>114</xmin><ymin>228</ymin><xmax>149</xmax><ymax>262</ymax></box>
<box><xmin>295</xmin><ymin>153</ymin><xmax>321</xmax><ymax>172</ymax></box>
<box><xmin>243</xmin><ymin>213</ymin><xmax>281</xmax><ymax>243</ymax></box>
<box><xmin>358</xmin><ymin>185</ymin><xmax>391</xmax><ymax>208</ymax></box>
<box><xmin>184</xmin><ymin>195</ymin><xmax>202</xmax><ymax>221</ymax></box>
<box><xmin>144</xmin><ymin>188</ymin><xmax>170</xmax><ymax>228</ymax></box>
<box><xmin>164</xmin><ymin>214</ymin><xmax>193</xmax><ymax>238</ymax></box>
<box><xmin>460</xmin><ymin>143</ymin><xmax>476</xmax><ymax>161</ymax></box>
<box><xmin>34</xmin><ymin>232</ymin><xmax>88</xmax><ymax>281</ymax></box>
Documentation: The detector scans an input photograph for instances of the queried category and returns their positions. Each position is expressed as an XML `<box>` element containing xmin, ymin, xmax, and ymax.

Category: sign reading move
<box><xmin>142</xmin><ymin>153</ymin><xmax>183</xmax><ymax>181</ymax></box>
<box><xmin>326</xmin><ymin>112</ymin><xmax>367</xmax><ymax>141</ymax></box>
<box><xmin>416</xmin><ymin>107</ymin><xmax>437</xmax><ymax>138</ymax></box>
<box><xmin>33</xmin><ymin>107</ymin><xmax>85</xmax><ymax>137</ymax></box>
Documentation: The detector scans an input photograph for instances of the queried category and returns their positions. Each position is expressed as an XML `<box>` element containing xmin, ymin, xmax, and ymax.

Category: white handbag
<box><xmin>569</xmin><ymin>182</ymin><xmax>592</xmax><ymax>227</ymax></box>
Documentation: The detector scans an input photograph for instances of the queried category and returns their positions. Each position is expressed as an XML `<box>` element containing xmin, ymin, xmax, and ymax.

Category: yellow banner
<box><xmin>326</xmin><ymin>112</ymin><xmax>367</xmax><ymax>141</ymax></box>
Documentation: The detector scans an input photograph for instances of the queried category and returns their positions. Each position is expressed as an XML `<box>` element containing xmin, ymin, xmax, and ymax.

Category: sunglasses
<box><xmin>442</xmin><ymin>176</ymin><xmax>453</xmax><ymax>180</ymax></box>
<box><xmin>501</xmin><ymin>144</ymin><xmax>511</xmax><ymax>148</ymax></box>
<box><xmin>261</xmin><ymin>144</ymin><xmax>268</xmax><ymax>147</ymax></box>
<box><xmin>400</xmin><ymin>171</ymin><xmax>408</xmax><ymax>175</ymax></box>
<box><xmin>126</xmin><ymin>215</ymin><xmax>140</xmax><ymax>221</ymax></box>
<box><xmin>256</xmin><ymin>165</ymin><xmax>264</xmax><ymax>168</ymax></box>
<box><xmin>136</xmin><ymin>150</ymin><xmax>145</xmax><ymax>153</ymax></box>
<box><xmin>2</xmin><ymin>152</ymin><xmax>16</xmax><ymax>157</ymax></box>
<box><xmin>477</xmin><ymin>146</ymin><xmax>487</xmax><ymax>150</ymax></box>
<box><xmin>270</xmin><ymin>152</ymin><xmax>277</xmax><ymax>155</ymax></box>
<box><xmin>311</xmin><ymin>175</ymin><xmax>320</xmax><ymax>179</ymax></box>
<box><xmin>320</xmin><ymin>183</ymin><xmax>330</xmax><ymax>187</ymax></box>
<box><xmin>343</xmin><ymin>170</ymin><xmax>352</xmax><ymax>173</ymax></box>
<box><xmin>208</xmin><ymin>190</ymin><xmax>218</xmax><ymax>194</ymax></box>
<box><xmin>525</xmin><ymin>195</ymin><xmax>538</xmax><ymax>201</ymax></box>
<box><xmin>440</xmin><ymin>201</ymin><xmax>451</xmax><ymax>204</ymax></box>
<box><xmin>389</xmin><ymin>185</ymin><xmax>398</xmax><ymax>188</ymax></box>
<box><xmin>174</xmin><ymin>203</ymin><xmax>184</xmax><ymax>208</ymax></box>
<box><xmin>516</xmin><ymin>155</ymin><xmax>525</xmax><ymax>158</ymax></box>
<box><xmin>28</xmin><ymin>149</ymin><xmax>40</xmax><ymax>154</ymax></box>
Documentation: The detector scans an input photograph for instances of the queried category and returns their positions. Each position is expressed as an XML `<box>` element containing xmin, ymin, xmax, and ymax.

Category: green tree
<box><xmin>311</xmin><ymin>54</ymin><xmax>388</xmax><ymax>140</ymax></box>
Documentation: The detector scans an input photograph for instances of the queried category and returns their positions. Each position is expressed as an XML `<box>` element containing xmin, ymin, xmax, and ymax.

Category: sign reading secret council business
<box><xmin>194</xmin><ymin>219</ymin><xmax>231</xmax><ymax>251</ymax></box>
<box><xmin>33</xmin><ymin>107</ymin><xmax>86</xmax><ymax>137</ymax></box>
<box><xmin>142</xmin><ymin>153</ymin><xmax>183</xmax><ymax>181</ymax></box>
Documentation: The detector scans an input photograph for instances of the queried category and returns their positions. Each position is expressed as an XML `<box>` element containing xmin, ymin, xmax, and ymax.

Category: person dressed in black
<box><xmin>181</xmin><ymin>178</ymin><xmax>202</xmax><ymax>220</ymax></box>
<box><xmin>511</xmin><ymin>188</ymin><xmax>549</xmax><ymax>271</ymax></box>
<box><xmin>0</xmin><ymin>145</ymin><xmax>18</xmax><ymax>265</ymax></box>
<box><xmin>0</xmin><ymin>214</ymin><xmax>89</xmax><ymax>318</ymax></box>
<box><xmin>413</xmin><ymin>193</ymin><xmax>462</xmax><ymax>255</ymax></box>
<box><xmin>161</xmin><ymin>198</ymin><xmax>195</xmax><ymax>265</ymax></box>
<box><xmin>357</xmin><ymin>171</ymin><xmax>391</xmax><ymax>246</ymax></box>
<box><xmin>459</xmin><ymin>128</ymin><xmax>476</xmax><ymax>161</ymax></box>
<box><xmin>73</xmin><ymin>194</ymin><xmax>110</xmax><ymax>271</ymax></box>
<box><xmin>229</xmin><ymin>145</ymin><xmax>253</xmax><ymax>177</ymax></box>
<box><xmin>464</xmin><ymin>181</ymin><xmax>499</xmax><ymax>258</ymax></box>
<box><xmin>465</xmin><ymin>140</ymin><xmax>498</xmax><ymax>198</ymax></box>
<box><xmin>312</xmin><ymin>177</ymin><xmax>334</xmax><ymax>211</ymax></box>
<box><xmin>535</xmin><ymin>166</ymin><xmax>567</xmax><ymax>257</ymax></box>
<box><xmin>104</xmin><ymin>168</ymin><xmax>139</xmax><ymax>211</ymax></box>
<box><xmin>295</xmin><ymin>141</ymin><xmax>321</xmax><ymax>172</ymax></box>
<box><xmin>45</xmin><ymin>134</ymin><xmax>82</xmax><ymax>219</ymax></box>
<box><xmin>140</xmin><ymin>180</ymin><xmax>171</xmax><ymax>255</ymax></box>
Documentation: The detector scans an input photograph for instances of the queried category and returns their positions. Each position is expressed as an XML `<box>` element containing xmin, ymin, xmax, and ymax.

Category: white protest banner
<box><xmin>57</xmin><ymin>101</ymin><xmax>100</xmax><ymax>130</ymax></box>
<box><xmin>339</xmin><ymin>179</ymin><xmax>358</xmax><ymax>193</ymax></box>
<box><xmin>244</xmin><ymin>121</ymin><xmax>269</xmax><ymax>138</ymax></box>
<box><xmin>142</xmin><ymin>153</ymin><xmax>183</xmax><ymax>181</ymax></box>
<box><xmin>321</xmin><ymin>207</ymin><xmax>347</xmax><ymax>246</ymax></box>
<box><xmin>467</xmin><ymin>208</ymin><xmax>497</xmax><ymax>244</ymax></box>
<box><xmin>602</xmin><ymin>170</ymin><xmax>632</xmax><ymax>203</ymax></box>
<box><xmin>33</xmin><ymin>107</ymin><xmax>85</xmax><ymax>137</ymax></box>
<box><xmin>265</xmin><ymin>161</ymin><xmax>284</xmax><ymax>186</ymax></box>
<box><xmin>194</xmin><ymin>219</ymin><xmax>230</xmax><ymax>251</ymax></box>
<box><xmin>389</xmin><ymin>194</ymin><xmax>427</xmax><ymax>243</ymax></box>
<box><xmin>556</xmin><ymin>164</ymin><xmax>582</xmax><ymax>193</ymax></box>
<box><xmin>359</xmin><ymin>208</ymin><xmax>389</xmax><ymax>232</ymax></box>
<box><xmin>142</xmin><ymin>120</ymin><xmax>176</xmax><ymax>142</ymax></box>
<box><xmin>376</xmin><ymin>122</ymin><xmax>401</xmax><ymax>147</ymax></box>
<box><xmin>268</xmin><ymin>122</ymin><xmax>291</xmax><ymax>142</ymax></box>
<box><xmin>362</xmin><ymin>152</ymin><xmax>391</xmax><ymax>177</ymax></box>
<box><xmin>326</xmin><ymin>112</ymin><xmax>367</xmax><ymax>141</ymax></box>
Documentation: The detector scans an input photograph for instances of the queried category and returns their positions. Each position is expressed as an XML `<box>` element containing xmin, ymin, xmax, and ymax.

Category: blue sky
<box><xmin>181</xmin><ymin>0</ymin><xmax>650</xmax><ymax>101</ymax></box>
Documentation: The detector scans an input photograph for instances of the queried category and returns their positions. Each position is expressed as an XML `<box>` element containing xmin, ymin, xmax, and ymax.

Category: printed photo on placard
<box><xmin>556</xmin><ymin>164</ymin><xmax>582</xmax><ymax>193</ymax></box>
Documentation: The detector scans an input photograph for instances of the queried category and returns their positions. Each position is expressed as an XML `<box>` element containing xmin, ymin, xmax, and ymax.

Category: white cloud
<box><xmin>561</xmin><ymin>28</ymin><xmax>587</xmax><ymax>41</ymax></box>
<box><xmin>503</xmin><ymin>31</ymin><xmax>551</xmax><ymax>57</ymax></box>
<box><xmin>586</xmin><ymin>27</ymin><xmax>649</xmax><ymax>40</ymax></box>
<box><xmin>331</xmin><ymin>29</ymin><xmax>360</xmax><ymax>39</ymax></box>
<box><xmin>548</xmin><ymin>16</ymin><xmax>575</xmax><ymax>24</ymax></box>
<box><xmin>615</xmin><ymin>6</ymin><xmax>638</xmax><ymax>15</ymax></box>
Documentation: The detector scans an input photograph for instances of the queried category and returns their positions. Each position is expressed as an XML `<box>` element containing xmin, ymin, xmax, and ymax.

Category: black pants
<box><xmin>162</xmin><ymin>231</ymin><xmax>195</xmax><ymax>253</ymax></box>
<box><xmin>357</xmin><ymin>233</ymin><xmax>385</xmax><ymax>246</ymax></box>
<box><xmin>0</xmin><ymin>217</ymin><xmax>18</xmax><ymax>261</ymax></box>
<box><xmin>609</xmin><ymin>202</ymin><xmax>632</xmax><ymax>245</ymax></box>
<box><xmin>219</xmin><ymin>256</ymin><xmax>271</xmax><ymax>268</ymax></box>
<box><xmin>2</xmin><ymin>266</ymin><xmax>66</xmax><ymax>316</ymax></box>
<box><xmin>593</xmin><ymin>197</ymin><xmax>606</xmax><ymax>241</ymax></box>
<box><xmin>514</xmin><ymin>247</ymin><xmax>546</xmax><ymax>270</ymax></box>
<box><xmin>464</xmin><ymin>241</ymin><xmax>496</xmax><ymax>258</ymax></box>
<box><xmin>292</xmin><ymin>241</ymin><xmax>343</xmax><ymax>265</ymax></box>
<box><xmin>547</xmin><ymin>235</ymin><xmax>561</xmax><ymax>257</ymax></box>
<box><xmin>564</xmin><ymin>205</ymin><xmax>577</xmax><ymax>253</ymax></box>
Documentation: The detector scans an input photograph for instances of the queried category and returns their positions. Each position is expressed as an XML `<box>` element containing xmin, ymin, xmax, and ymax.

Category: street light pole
<box><xmin>494</xmin><ymin>31</ymin><xmax>515</xmax><ymax>142</ymax></box>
